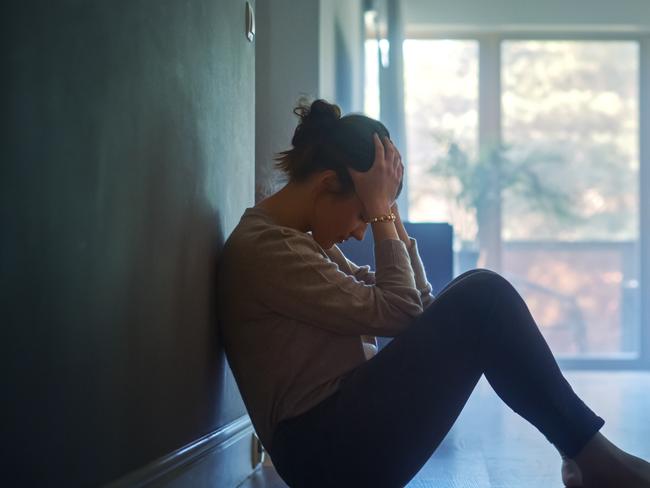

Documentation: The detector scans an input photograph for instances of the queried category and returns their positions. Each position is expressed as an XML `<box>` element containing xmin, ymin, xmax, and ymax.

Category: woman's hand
<box><xmin>349</xmin><ymin>133</ymin><xmax>403</xmax><ymax>214</ymax></box>
<box><xmin>392</xmin><ymin>152</ymin><xmax>405</xmax><ymax>207</ymax></box>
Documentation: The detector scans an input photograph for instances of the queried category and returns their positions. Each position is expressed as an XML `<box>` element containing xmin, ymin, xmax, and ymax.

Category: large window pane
<box><xmin>501</xmin><ymin>41</ymin><xmax>640</xmax><ymax>357</ymax></box>
<box><xmin>403</xmin><ymin>40</ymin><xmax>479</xmax><ymax>230</ymax></box>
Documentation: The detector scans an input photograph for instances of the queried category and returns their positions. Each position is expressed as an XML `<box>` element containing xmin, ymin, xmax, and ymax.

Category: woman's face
<box><xmin>310</xmin><ymin>183</ymin><xmax>369</xmax><ymax>250</ymax></box>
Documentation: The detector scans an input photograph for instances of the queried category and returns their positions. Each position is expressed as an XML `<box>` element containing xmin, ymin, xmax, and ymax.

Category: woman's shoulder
<box><xmin>221</xmin><ymin>207</ymin><xmax>324</xmax><ymax>266</ymax></box>
<box><xmin>217</xmin><ymin>212</ymin><xmax>331</xmax><ymax>301</ymax></box>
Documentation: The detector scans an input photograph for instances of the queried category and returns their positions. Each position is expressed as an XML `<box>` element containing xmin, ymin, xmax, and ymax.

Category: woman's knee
<box><xmin>450</xmin><ymin>268</ymin><xmax>507</xmax><ymax>289</ymax></box>
<box><xmin>443</xmin><ymin>268</ymin><xmax>515</xmax><ymax>307</ymax></box>
<box><xmin>454</xmin><ymin>267</ymin><xmax>491</xmax><ymax>282</ymax></box>
<box><xmin>479</xmin><ymin>268</ymin><xmax>516</xmax><ymax>288</ymax></box>
<box><xmin>437</xmin><ymin>268</ymin><xmax>493</xmax><ymax>296</ymax></box>
<box><xmin>430</xmin><ymin>269</ymin><xmax>515</xmax><ymax>317</ymax></box>
<box><xmin>416</xmin><ymin>269</ymin><xmax>507</xmax><ymax>336</ymax></box>
<box><xmin>464</xmin><ymin>271</ymin><xmax>526</xmax><ymax>317</ymax></box>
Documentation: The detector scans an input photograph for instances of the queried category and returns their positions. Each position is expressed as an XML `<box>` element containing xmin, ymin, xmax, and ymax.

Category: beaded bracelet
<box><xmin>366</xmin><ymin>212</ymin><xmax>396</xmax><ymax>224</ymax></box>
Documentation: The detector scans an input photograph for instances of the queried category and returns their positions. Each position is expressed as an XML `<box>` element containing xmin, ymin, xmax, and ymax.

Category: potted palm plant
<box><xmin>427</xmin><ymin>134</ymin><xmax>583</xmax><ymax>271</ymax></box>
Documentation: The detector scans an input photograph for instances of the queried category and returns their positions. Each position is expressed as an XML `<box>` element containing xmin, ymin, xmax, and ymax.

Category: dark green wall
<box><xmin>2</xmin><ymin>1</ymin><xmax>254</xmax><ymax>485</ymax></box>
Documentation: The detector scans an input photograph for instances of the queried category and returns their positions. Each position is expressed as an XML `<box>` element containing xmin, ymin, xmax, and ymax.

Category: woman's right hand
<box><xmin>348</xmin><ymin>133</ymin><xmax>403</xmax><ymax>215</ymax></box>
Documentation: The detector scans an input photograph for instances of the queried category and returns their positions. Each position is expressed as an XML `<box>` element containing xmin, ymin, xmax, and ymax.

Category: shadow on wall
<box><xmin>3</xmin><ymin>0</ymin><xmax>249</xmax><ymax>484</ymax></box>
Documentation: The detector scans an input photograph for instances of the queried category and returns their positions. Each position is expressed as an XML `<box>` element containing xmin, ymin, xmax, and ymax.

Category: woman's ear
<box><xmin>315</xmin><ymin>170</ymin><xmax>343</xmax><ymax>194</ymax></box>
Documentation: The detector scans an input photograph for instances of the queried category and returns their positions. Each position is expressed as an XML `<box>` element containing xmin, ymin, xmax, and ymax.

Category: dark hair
<box><xmin>274</xmin><ymin>98</ymin><xmax>401</xmax><ymax>197</ymax></box>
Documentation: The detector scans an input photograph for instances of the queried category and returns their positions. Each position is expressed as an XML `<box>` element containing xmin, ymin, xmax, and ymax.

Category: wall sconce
<box><xmin>245</xmin><ymin>1</ymin><xmax>255</xmax><ymax>42</ymax></box>
<box><xmin>364</xmin><ymin>3</ymin><xmax>389</xmax><ymax>68</ymax></box>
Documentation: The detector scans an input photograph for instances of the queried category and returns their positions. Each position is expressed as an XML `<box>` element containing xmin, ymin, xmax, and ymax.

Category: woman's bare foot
<box><xmin>571</xmin><ymin>432</ymin><xmax>650</xmax><ymax>487</ymax></box>
<box><xmin>561</xmin><ymin>456</ymin><xmax>583</xmax><ymax>486</ymax></box>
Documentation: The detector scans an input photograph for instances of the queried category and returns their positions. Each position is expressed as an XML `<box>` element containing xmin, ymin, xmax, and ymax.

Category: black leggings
<box><xmin>268</xmin><ymin>269</ymin><xmax>605</xmax><ymax>488</ymax></box>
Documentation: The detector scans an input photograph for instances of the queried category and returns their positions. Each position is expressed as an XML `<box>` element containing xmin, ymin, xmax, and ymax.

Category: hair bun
<box><xmin>275</xmin><ymin>99</ymin><xmax>394</xmax><ymax>197</ymax></box>
<box><xmin>291</xmin><ymin>98</ymin><xmax>341</xmax><ymax>147</ymax></box>
<box><xmin>305</xmin><ymin>99</ymin><xmax>341</xmax><ymax>124</ymax></box>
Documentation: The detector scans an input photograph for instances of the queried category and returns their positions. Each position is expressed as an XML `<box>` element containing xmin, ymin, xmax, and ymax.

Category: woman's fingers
<box><xmin>387</xmin><ymin>138</ymin><xmax>402</xmax><ymax>174</ymax></box>
<box><xmin>383</xmin><ymin>136</ymin><xmax>395</xmax><ymax>165</ymax></box>
<box><xmin>395</xmin><ymin>144</ymin><xmax>403</xmax><ymax>165</ymax></box>
<box><xmin>375</xmin><ymin>134</ymin><xmax>403</xmax><ymax>172</ymax></box>
<box><xmin>352</xmin><ymin>133</ymin><xmax>405</xmax><ymax>209</ymax></box>
<box><xmin>373</xmin><ymin>133</ymin><xmax>384</xmax><ymax>165</ymax></box>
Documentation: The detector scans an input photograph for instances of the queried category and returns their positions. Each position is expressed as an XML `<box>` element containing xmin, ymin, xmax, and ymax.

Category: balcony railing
<box><xmin>456</xmin><ymin>240</ymin><xmax>640</xmax><ymax>358</ymax></box>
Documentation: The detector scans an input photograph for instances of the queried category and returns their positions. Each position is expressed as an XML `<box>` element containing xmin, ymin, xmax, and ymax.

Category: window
<box><xmin>398</xmin><ymin>34</ymin><xmax>647</xmax><ymax>368</ymax></box>
<box><xmin>403</xmin><ymin>40</ymin><xmax>479</xmax><ymax>228</ymax></box>
<box><xmin>502</xmin><ymin>41</ymin><xmax>640</xmax><ymax>359</ymax></box>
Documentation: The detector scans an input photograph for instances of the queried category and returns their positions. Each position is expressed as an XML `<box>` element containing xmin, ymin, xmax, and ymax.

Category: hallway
<box><xmin>4</xmin><ymin>1</ymin><xmax>650</xmax><ymax>485</ymax></box>
<box><xmin>240</xmin><ymin>371</ymin><xmax>650</xmax><ymax>487</ymax></box>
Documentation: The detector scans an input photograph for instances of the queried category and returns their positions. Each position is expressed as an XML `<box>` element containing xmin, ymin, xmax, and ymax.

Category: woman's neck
<box><xmin>256</xmin><ymin>183</ymin><xmax>313</xmax><ymax>233</ymax></box>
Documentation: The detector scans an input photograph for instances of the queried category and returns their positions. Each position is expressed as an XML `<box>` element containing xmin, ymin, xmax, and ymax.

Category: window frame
<box><xmin>400</xmin><ymin>29</ymin><xmax>650</xmax><ymax>370</ymax></box>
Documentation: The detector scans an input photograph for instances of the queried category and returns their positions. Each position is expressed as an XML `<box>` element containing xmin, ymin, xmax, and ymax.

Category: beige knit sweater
<box><xmin>216</xmin><ymin>206</ymin><xmax>435</xmax><ymax>452</ymax></box>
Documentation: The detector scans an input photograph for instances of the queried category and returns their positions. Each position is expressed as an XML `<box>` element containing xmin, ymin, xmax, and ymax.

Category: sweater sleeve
<box><xmin>333</xmin><ymin>237</ymin><xmax>435</xmax><ymax>310</ymax></box>
<box><xmin>250</xmin><ymin>230</ymin><xmax>424</xmax><ymax>337</ymax></box>
<box><xmin>406</xmin><ymin>237</ymin><xmax>436</xmax><ymax>310</ymax></box>
<box><xmin>326</xmin><ymin>245</ymin><xmax>376</xmax><ymax>285</ymax></box>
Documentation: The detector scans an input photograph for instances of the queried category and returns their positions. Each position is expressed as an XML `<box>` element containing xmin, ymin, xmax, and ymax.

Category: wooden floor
<box><xmin>238</xmin><ymin>371</ymin><xmax>650</xmax><ymax>487</ymax></box>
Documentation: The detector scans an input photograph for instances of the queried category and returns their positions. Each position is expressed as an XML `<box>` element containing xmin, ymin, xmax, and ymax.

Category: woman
<box><xmin>216</xmin><ymin>99</ymin><xmax>650</xmax><ymax>487</ymax></box>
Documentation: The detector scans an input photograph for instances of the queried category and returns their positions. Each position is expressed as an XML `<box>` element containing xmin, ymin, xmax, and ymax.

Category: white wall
<box><xmin>256</xmin><ymin>0</ymin><xmax>365</xmax><ymax>200</ymax></box>
<box><xmin>320</xmin><ymin>0</ymin><xmax>365</xmax><ymax>113</ymax></box>
<box><xmin>255</xmin><ymin>0</ymin><xmax>321</xmax><ymax>200</ymax></box>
